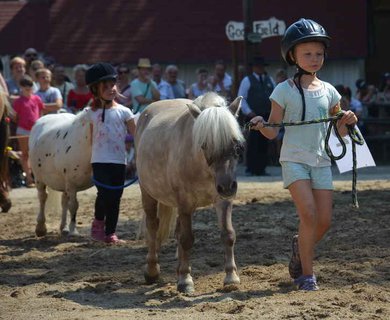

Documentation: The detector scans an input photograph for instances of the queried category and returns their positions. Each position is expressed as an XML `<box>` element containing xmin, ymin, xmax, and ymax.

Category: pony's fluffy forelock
<box><xmin>192</xmin><ymin>93</ymin><xmax>244</xmax><ymax>159</ymax></box>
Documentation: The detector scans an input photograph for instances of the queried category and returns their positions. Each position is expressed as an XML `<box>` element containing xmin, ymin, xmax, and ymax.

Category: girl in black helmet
<box><xmin>84</xmin><ymin>62</ymin><xmax>136</xmax><ymax>244</ymax></box>
<box><xmin>250</xmin><ymin>19</ymin><xmax>358</xmax><ymax>290</ymax></box>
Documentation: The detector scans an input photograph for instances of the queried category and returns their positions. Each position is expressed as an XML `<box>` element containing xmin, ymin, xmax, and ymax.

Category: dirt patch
<box><xmin>0</xmin><ymin>178</ymin><xmax>389</xmax><ymax>319</ymax></box>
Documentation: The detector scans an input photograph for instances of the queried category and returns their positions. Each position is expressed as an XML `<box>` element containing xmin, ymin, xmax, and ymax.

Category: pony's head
<box><xmin>188</xmin><ymin>93</ymin><xmax>244</xmax><ymax>199</ymax></box>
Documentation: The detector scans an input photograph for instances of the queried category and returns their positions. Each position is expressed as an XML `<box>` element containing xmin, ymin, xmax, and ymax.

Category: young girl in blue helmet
<box><xmin>85</xmin><ymin>62</ymin><xmax>136</xmax><ymax>244</ymax></box>
<box><xmin>250</xmin><ymin>19</ymin><xmax>358</xmax><ymax>290</ymax></box>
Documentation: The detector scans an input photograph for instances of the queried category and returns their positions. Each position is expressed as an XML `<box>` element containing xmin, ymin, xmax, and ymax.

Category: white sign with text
<box><xmin>328</xmin><ymin>126</ymin><xmax>376</xmax><ymax>174</ymax></box>
<box><xmin>225</xmin><ymin>17</ymin><xmax>286</xmax><ymax>41</ymax></box>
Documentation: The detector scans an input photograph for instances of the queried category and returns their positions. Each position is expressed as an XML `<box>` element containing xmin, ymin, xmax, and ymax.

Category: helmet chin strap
<box><xmin>100</xmin><ymin>98</ymin><xmax>114</xmax><ymax>122</ymax></box>
<box><xmin>293</xmin><ymin>64</ymin><xmax>316</xmax><ymax>121</ymax></box>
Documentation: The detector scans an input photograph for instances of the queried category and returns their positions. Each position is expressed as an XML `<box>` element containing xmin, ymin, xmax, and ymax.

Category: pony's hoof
<box><xmin>224</xmin><ymin>275</ymin><xmax>240</xmax><ymax>286</ymax></box>
<box><xmin>144</xmin><ymin>272</ymin><xmax>159</xmax><ymax>285</ymax></box>
<box><xmin>177</xmin><ymin>282</ymin><xmax>195</xmax><ymax>293</ymax></box>
<box><xmin>35</xmin><ymin>225</ymin><xmax>47</xmax><ymax>237</ymax></box>
<box><xmin>61</xmin><ymin>229</ymin><xmax>70</xmax><ymax>237</ymax></box>
<box><xmin>1</xmin><ymin>199</ymin><xmax>11</xmax><ymax>213</ymax></box>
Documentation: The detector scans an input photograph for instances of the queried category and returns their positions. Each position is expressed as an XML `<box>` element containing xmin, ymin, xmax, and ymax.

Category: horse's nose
<box><xmin>217</xmin><ymin>181</ymin><xmax>237</xmax><ymax>198</ymax></box>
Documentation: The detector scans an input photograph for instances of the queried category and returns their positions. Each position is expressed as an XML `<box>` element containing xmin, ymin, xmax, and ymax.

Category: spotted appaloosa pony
<box><xmin>0</xmin><ymin>91</ymin><xmax>11</xmax><ymax>213</ymax></box>
<box><xmin>29</xmin><ymin>112</ymin><xmax>93</xmax><ymax>237</ymax></box>
<box><xmin>135</xmin><ymin>92</ymin><xmax>244</xmax><ymax>293</ymax></box>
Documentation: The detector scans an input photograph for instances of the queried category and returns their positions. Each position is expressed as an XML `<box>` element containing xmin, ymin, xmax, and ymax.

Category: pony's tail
<box><xmin>137</xmin><ymin>203</ymin><xmax>177</xmax><ymax>249</ymax></box>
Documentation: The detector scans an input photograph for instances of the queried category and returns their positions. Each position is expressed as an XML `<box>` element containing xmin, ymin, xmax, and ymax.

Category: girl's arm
<box><xmin>127</xmin><ymin>118</ymin><xmax>136</xmax><ymax>137</ymax></box>
<box><xmin>250</xmin><ymin>100</ymin><xmax>284</xmax><ymax>140</ymax></box>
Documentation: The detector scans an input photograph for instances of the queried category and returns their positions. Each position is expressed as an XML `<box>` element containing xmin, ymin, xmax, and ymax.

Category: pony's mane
<box><xmin>192</xmin><ymin>93</ymin><xmax>244</xmax><ymax>159</ymax></box>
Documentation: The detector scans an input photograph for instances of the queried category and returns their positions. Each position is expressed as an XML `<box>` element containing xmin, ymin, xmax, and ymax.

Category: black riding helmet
<box><xmin>85</xmin><ymin>62</ymin><xmax>117</xmax><ymax>122</ymax></box>
<box><xmin>281</xmin><ymin>18</ymin><xmax>331</xmax><ymax>66</ymax></box>
<box><xmin>85</xmin><ymin>62</ymin><xmax>117</xmax><ymax>87</ymax></box>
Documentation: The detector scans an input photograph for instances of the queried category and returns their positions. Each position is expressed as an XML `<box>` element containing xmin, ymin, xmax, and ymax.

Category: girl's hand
<box><xmin>339</xmin><ymin>110</ymin><xmax>358</xmax><ymax>127</ymax></box>
<box><xmin>250</xmin><ymin>116</ymin><xmax>266</xmax><ymax>130</ymax></box>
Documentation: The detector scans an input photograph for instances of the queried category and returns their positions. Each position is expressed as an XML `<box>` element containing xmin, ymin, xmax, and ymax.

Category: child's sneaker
<box><xmin>91</xmin><ymin>219</ymin><xmax>105</xmax><ymax>242</ymax></box>
<box><xmin>289</xmin><ymin>234</ymin><xmax>303</xmax><ymax>279</ymax></box>
<box><xmin>105</xmin><ymin>233</ymin><xmax>125</xmax><ymax>244</ymax></box>
<box><xmin>294</xmin><ymin>275</ymin><xmax>319</xmax><ymax>291</ymax></box>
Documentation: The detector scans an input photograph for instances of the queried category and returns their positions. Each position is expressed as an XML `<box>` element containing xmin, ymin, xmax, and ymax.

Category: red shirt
<box><xmin>67</xmin><ymin>89</ymin><xmax>94</xmax><ymax>110</ymax></box>
<box><xmin>13</xmin><ymin>95</ymin><xmax>44</xmax><ymax>131</ymax></box>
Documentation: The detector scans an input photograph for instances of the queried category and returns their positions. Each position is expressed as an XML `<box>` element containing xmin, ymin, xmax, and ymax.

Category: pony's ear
<box><xmin>228</xmin><ymin>96</ymin><xmax>243</xmax><ymax>117</ymax></box>
<box><xmin>187</xmin><ymin>103</ymin><xmax>202</xmax><ymax>119</ymax></box>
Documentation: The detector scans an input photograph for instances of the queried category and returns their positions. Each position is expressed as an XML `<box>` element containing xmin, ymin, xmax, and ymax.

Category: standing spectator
<box><xmin>27</xmin><ymin>59</ymin><xmax>44</xmax><ymax>92</ymax></box>
<box><xmin>188</xmin><ymin>67</ymin><xmax>211</xmax><ymax>99</ymax></box>
<box><xmin>23</xmin><ymin>48</ymin><xmax>39</xmax><ymax>71</ymax></box>
<box><xmin>9</xmin><ymin>75</ymin><xmax>44</xmax><ymax>187</ymax></box>
<box><xmin>0</xmin><ymin>59</ymin><xmax>8</xmax><ymax>95</ymax></box>
<box><xmin>130</xmin><ymin>58</ymin><xmax>160</xmax><ymax>115</ymax></box>
<box><xmin>165</xmin><ymin>64</ymin><xmax>186</xmax><ymax>98</ymax></box>
<box><xmin>52</xmin><ymin>64</ymin><xmax>74</xmax><ymax>108</ymax></box>
<box><xmin>238</xmin><ymin>56</ymin><xmax>275</xmax><ymax>176</ymax></box>
<box><xmin>35</xmin><ymin>68</ymin><xmax>63</xmax><ymax>114</ymax></box>
<box><xmin>115</xmin><ymin>63</ymin><xmax>132</xmax><ymax>108</ymax></box>
<box><xmin>210</xmin><ymin>60</ymin><xmax>233</xmax><ymax>101</ymax></box>
<box><xmin>67</xmin><ymin>64</ymin><xmax>93</xmax><ymax>113</ymax></box>
<box><xmin>6</xmin><ymin>57</ymin><xmax>26</xmax><ymax>99</ymax></box>
<box><xmin>152</xmin><ymin>63</ymin><xmax>174</xmax><ymax>100</ymax></box>
<box><xmin>85</xmin><ymin>62</ymin><xmax>136</xmax><ymax>244</ymax></box>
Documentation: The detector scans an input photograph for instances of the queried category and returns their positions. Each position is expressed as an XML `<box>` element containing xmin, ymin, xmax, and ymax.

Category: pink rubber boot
<box><xmin>91</xmin><ymin>219</ymin><xmax>105</xmax><ymax>242</ymax></box>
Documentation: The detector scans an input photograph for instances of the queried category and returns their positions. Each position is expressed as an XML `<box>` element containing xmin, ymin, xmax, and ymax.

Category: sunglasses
<box><xmin>26</xmin><ymin>54</ymin><xmax>38</xmax><ymax>58</ymax></box>
<box><xmin>118</xmin><ymin>70</ymin><xmax>129</xmax><ymax>74</ymax></box>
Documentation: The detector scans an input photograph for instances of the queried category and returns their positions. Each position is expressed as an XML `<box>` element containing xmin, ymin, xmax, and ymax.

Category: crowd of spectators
<box><xmin>1</xmin><ymin>47</ymin><xmax>389</xmax><ymax>187</ymax></box>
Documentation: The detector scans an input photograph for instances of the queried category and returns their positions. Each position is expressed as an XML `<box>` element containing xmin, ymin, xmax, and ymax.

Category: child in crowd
<box><xmin>35</xmin><ymin>68</ymin><xmax>63</xmax><ymax>114</ymax></box>
<box><xmin>10</xmin><ymin>75</ymin><xmax>44</xmax><ymax>187</ymax></box>
<box><xmin>250</xmin><ymin>19</ymin><xmax>358</xmax><ymax>290</ymax></box>
<box><xmin>67</xmin><ymin>64</ymin><xmax>93</xmax><ymax>113</ymax></box>
<box><xmin>84</xmin><ymin>62</ymin><xmax>136</xmax><ymax>244</ymax></box>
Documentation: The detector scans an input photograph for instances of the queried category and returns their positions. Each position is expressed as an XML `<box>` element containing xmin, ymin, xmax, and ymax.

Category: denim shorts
<box><xmin>281</xmin><ymin>161</ymin><xmax>333</xmax><ymax>190</ymax></box>
<box><xmin>16</xmin><ymin>127</ymin><xmax>31</xmax><ymax>136</ymax></box>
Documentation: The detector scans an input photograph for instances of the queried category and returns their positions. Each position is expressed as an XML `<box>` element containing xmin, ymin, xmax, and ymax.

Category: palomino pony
<box><xmin>29</xmin><ymin>112</ymin><xmax>93</xmax><ymax>237</ymax></box>
<box><xmin>135</xmin><ymin>92</ymin><xmax>244</xmax><ymax>293</ymax></box>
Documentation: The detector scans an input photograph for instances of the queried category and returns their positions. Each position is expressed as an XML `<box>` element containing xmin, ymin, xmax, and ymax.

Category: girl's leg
<box><xmin>92</xmin><ymin>163</ymin><xmax>125</xmax><ymax>235</ymax></box>
<box><xmin>313</xmin><ymin>189</ymin><xmax>333</xmax><ymax>242</ymax></box>
<box><xmin>288</xmin><ymin>179</ymin><xmax>317</xmax><ymax>276</ymax></box>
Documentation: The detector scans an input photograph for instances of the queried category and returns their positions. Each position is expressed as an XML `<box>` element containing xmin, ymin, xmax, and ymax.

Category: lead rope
<box><xmin>245</xmin><ymin>112</ymin><xmax>364</xmax><ymax>207</ymax></box>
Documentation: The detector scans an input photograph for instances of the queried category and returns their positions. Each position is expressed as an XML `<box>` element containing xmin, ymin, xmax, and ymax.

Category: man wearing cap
<box><xmin>238</xmin><ymin>56</ymin><xmax>275</xmax><ymax>176</ymax></box>
<box><xmin>130</xmin><ymin>58</ymin><xmax>160</xmax><ymax>115</ymax></box>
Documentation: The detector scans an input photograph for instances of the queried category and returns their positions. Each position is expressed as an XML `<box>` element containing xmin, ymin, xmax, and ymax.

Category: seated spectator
<box><xmin>115</xmin><ymin>63</ymin><xmax>132</xmax><ymax>108</ymax></box>
<box><xmin>356</xmin><ymin>79</ymin><xmax>377</xmax><ymax>104</ymax></box>
<box><xmin>35</xmin><ymin>68</ymin><xmax>63</xmax><ymax>114</ymax></box>
<box><xmin>67</xmin><ymin>64</ymin><xmax>93</xmax><ymax>113</ymax></box>
<box><xmin>152</xmin><ymin>63</ymin><xmax>174</xmax><ymax>100</ymax></box>
<box><xmin>335</xmin><ymin>84</ymin><xmax>366</xmax><ymax>133</ymax></box>
<box><xmin>130</xmin><ymin>58</ymin><xmax>160</xmax><ymax>115</ymax></box>
<box><xmin>52</xmin><ymin>64</ymin><xmax>74</xmax><ymax>107</ymax></box>
<box><xmin>376</xmin><ymin>72</ymin><xmax>390</xmax><ymax>104</ymax></box>
<box><xmin>275</xmin><ymin>69</ymin><xmax>288</xmax><ymax>84</ymax></box>
<box><xmin>209</xmin><ymin>60</ymin><xmax>233</xmax><ymax>101</ymax></box>
<box><xmin>165</xmin><ymin>64</ymin><xmax>186</xmax><ymax>98</ymax></box>
<box><xmin>188</xmin><ymin>67</ymin><xmax>211</xmax><ymax>99</ymax></box>
<box><xmin>9</xmin><ymin>75</ymin><xmax>44</xmax><ymax>187</ymax></box>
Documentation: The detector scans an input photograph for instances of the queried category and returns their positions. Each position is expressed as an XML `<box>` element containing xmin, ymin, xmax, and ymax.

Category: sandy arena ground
<box><xmin>0</xmin><ymin>166</ymin><xmax>389</xmax><ymax>319</ymax></box>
